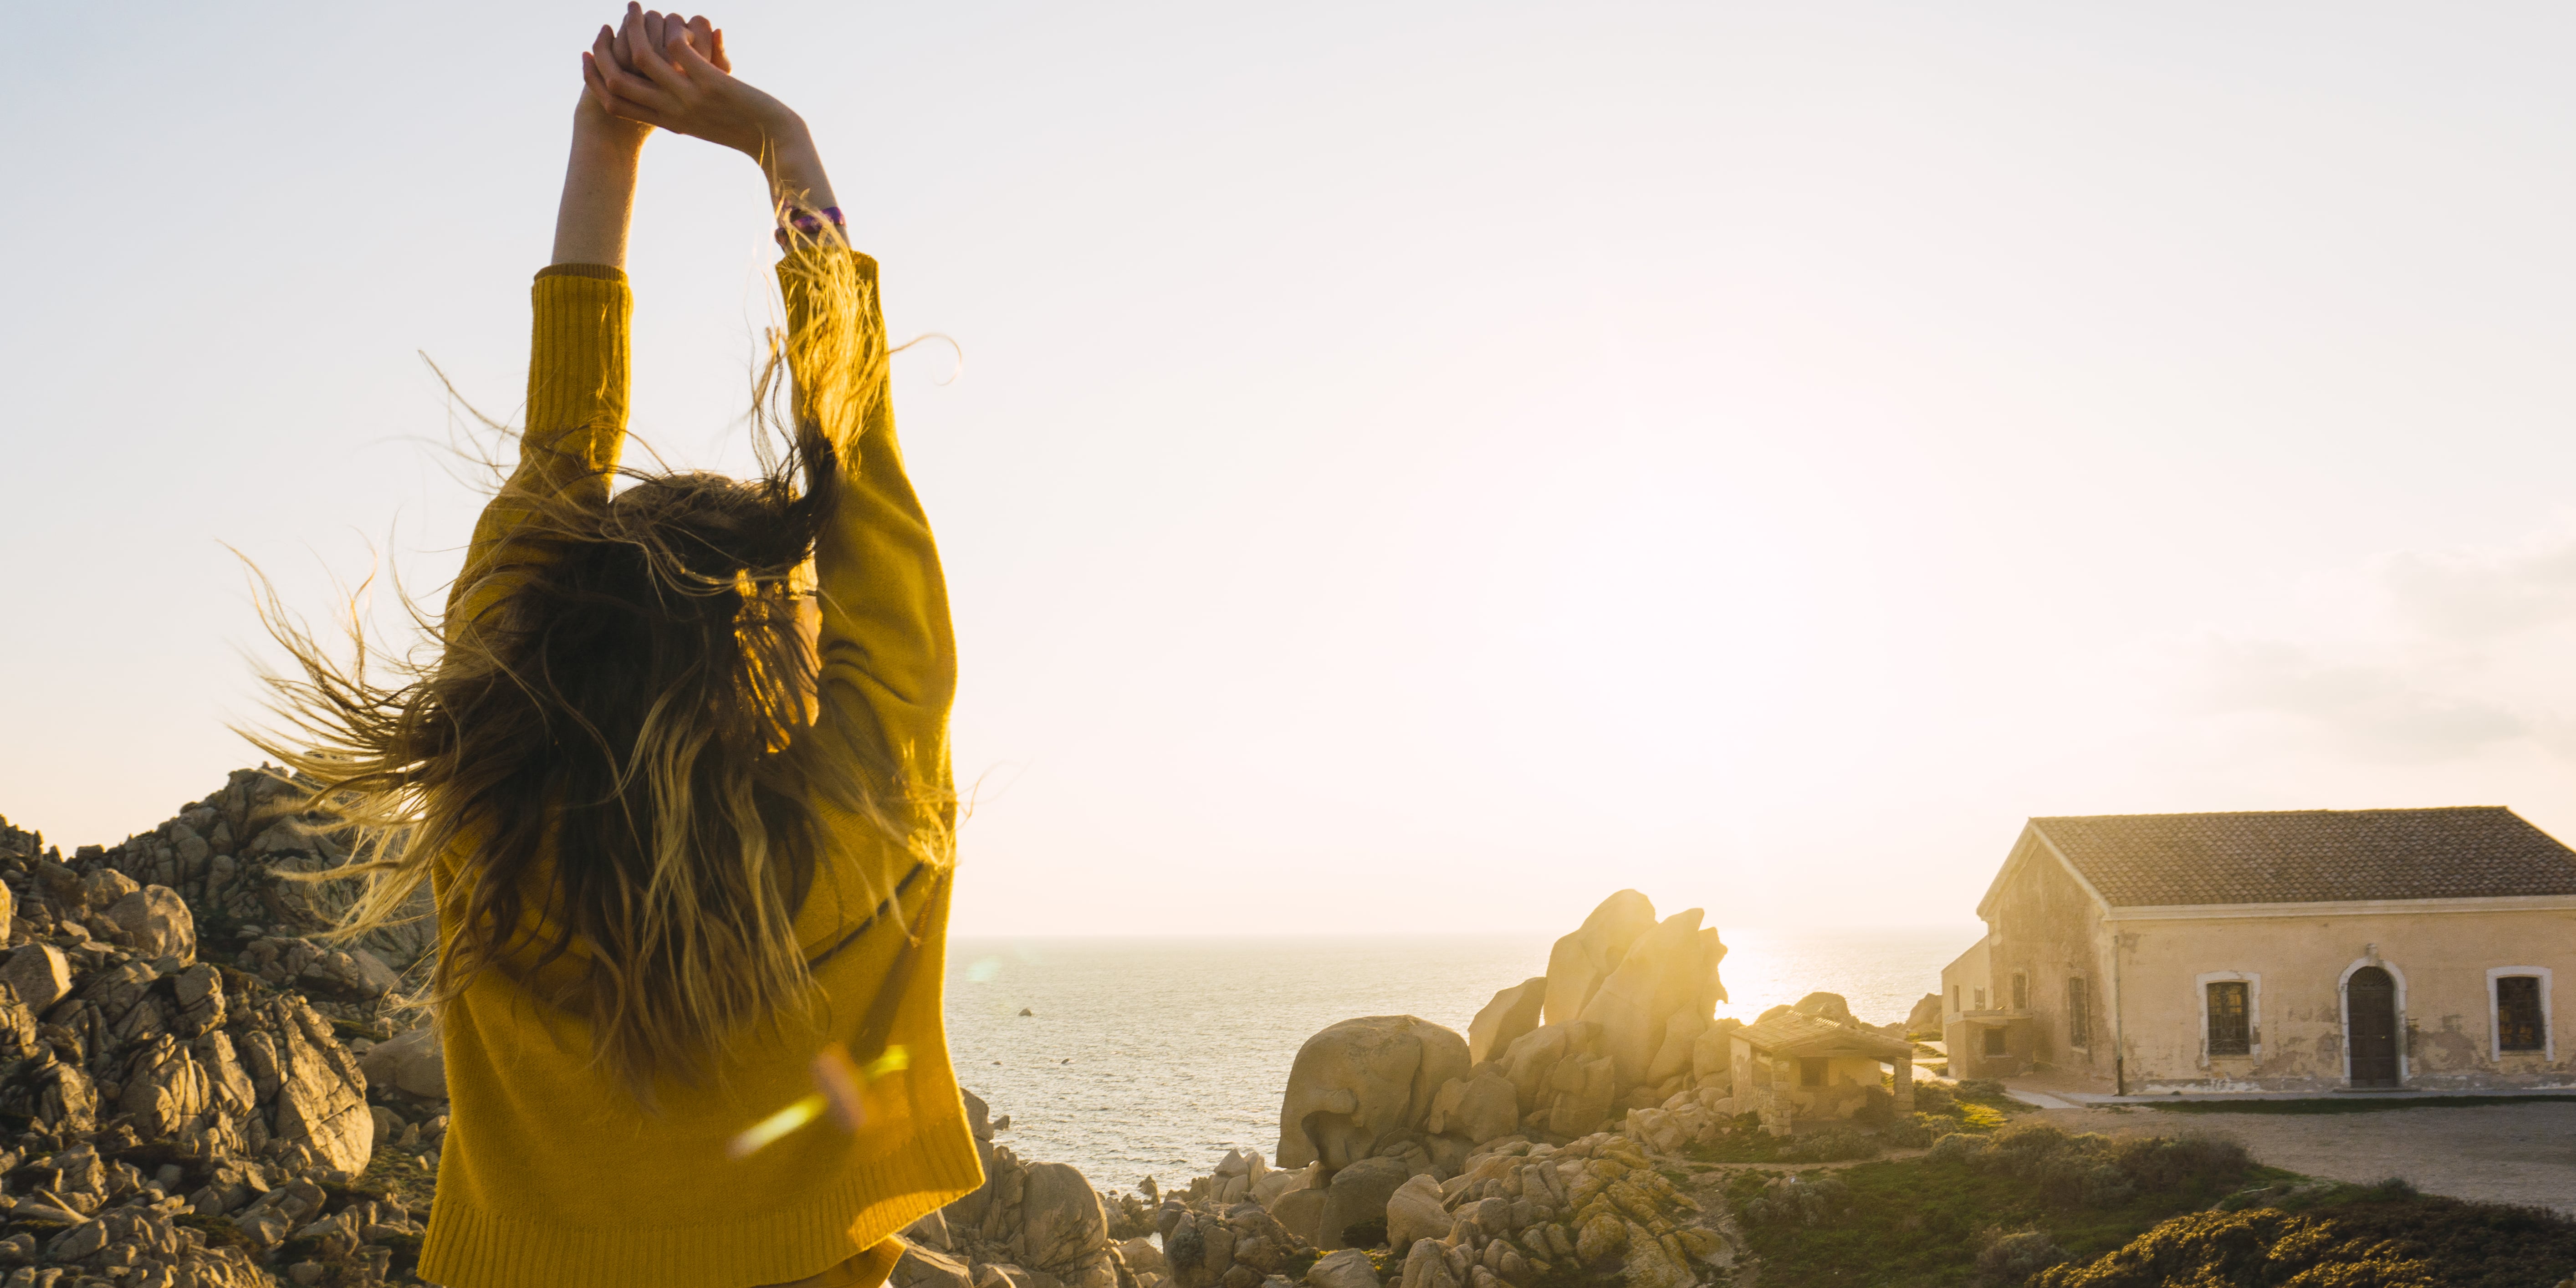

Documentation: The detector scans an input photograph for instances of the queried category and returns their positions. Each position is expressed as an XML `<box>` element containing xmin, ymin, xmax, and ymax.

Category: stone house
<box><xmin>1730</xmin><ymin>1011</ymin><xmax>1917</xmax><ymax>1135</ymax></box>
<box><xmin>1941</xmin><ymin>807</ymin><xmax>2576</xmax><ymax>1093</ymax></box>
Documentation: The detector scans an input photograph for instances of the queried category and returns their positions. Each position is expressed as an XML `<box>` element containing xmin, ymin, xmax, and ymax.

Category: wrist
<box><xmin>572</xmin><ymin>97</ymin><xmax>652</xmax><ymax>157</ymax></box>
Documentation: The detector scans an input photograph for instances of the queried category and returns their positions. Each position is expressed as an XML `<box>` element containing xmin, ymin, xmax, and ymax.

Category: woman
<box><xmin>252</xmin><ymin>9</ymin><xmax>981</xmax><ymax>1286</ymax></box>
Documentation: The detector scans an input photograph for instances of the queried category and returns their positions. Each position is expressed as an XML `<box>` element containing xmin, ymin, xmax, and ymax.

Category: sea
<box><xmin>942</xmin><ymin>927</ymin><xmax>1973</xmax><ymax>1192</ymax></box>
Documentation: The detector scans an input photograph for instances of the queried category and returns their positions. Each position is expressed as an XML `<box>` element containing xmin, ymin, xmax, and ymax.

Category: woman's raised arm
<box><xmin>445</xmin><ymin>35</ymin><xmax>657</xmax><ymax>627</ymax></box>
<box><xmin>592</xmin><ymin>8</ymin><xmax>956</xmax><ymax>851</ymax></box>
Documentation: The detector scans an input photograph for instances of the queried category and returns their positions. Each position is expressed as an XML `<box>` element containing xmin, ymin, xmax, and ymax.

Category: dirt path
<box><xmin>2036</xmin><ymin>1102</ymin><xmax>2576</xmax><ymax>1215</ymax></box>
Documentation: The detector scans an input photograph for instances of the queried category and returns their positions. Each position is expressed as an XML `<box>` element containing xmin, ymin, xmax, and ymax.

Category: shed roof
<box><xmin>2026</xmin><ymin>807</ymin><xmax>2576</xmax><ymax>909</ymax></box>
<box><xmin>1733</xmin><ymin>1011</ymin><xmax>1916</xmax><ymax>1060</ymax></box>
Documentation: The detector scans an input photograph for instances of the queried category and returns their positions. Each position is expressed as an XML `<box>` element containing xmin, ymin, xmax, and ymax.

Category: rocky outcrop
<box><xmin>1905</xmin><ymin>992</ymin><xmax>1942</xmax><ymax>1034</ymax></box>
<box><xmin>1464</xmin><ymin>979</ymin><xmax>1545</xmax><ymax>1066</ymax></box>
<box><xmin>0</xmin><ymin>777</ymin><xmax>434</xmax><ymax>1286</ymax></box>
<box><xmin>1538</xmin><ymin>892</ymin><xmax>1657</xmax><ymax>1027</ymax></box>
<box><xmin>1384</xmin><ymin>1132</ymin><xmax>1728</xmax><ymax>1288</ymax></box>
<box><xmin>1276</xmin><ymin>1017</ymin><xmax>1470</xmax><ymax>1172</ymax></box>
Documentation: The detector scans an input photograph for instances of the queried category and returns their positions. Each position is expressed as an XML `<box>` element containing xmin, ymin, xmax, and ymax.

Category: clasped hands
<box><xmin>580</xmin><ymin>2</ymin><xmax>797</xmax><ymax>162</ymax></box>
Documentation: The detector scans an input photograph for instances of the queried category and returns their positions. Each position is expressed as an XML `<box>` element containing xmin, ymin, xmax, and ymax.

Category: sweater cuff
<box><xmin>535</xmin><ymin>262</ymin><xmax>628</xmax><ymax>283</ymax></box>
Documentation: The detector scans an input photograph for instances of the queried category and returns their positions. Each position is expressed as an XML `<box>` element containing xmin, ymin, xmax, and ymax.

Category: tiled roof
<box><xmin>2029</xmin><ymin>808</ymin><xmax>2576</xmax><ymax>908</ymax></box>
<box><xmin>1733</xmin><ymin>1011</ymin><xmax>1917</xmax><ymax>1060</ymax></box>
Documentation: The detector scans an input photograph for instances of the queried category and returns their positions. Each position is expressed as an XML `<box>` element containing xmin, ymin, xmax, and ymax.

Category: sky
<box><xmin>7</xmin><ymin>3</ymin><xmax>2576</xmax><ymax>939</ymax></box>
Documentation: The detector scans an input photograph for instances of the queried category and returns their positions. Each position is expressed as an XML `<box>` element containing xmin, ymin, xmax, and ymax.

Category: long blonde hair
<box><xmin>247</xmin><ymin>251</ymin><xmax>946</xmax><ymax>1104</ymax></box>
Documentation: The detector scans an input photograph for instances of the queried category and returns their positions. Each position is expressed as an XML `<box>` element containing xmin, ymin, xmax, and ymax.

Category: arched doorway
<box><xmin>2346</xmin><ymin>966</ymin><xmax>2400</xmax><ymax>1088</ymax></box>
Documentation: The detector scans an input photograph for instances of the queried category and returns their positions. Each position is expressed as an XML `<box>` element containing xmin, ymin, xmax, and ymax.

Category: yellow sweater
<box><xmin>416</xmin><ymin>250</ymin><xmax>983</xmax><ymax>1288</ymax></box>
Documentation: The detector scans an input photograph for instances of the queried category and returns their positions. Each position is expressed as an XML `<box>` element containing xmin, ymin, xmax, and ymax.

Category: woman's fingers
<box><xmin>612</xmin><ymin>3</ymin><xmax>643</xmax><ymax>71</ymax></box>
<box><xmin>708</xmin><ymin>27</ymin><xmax>730</xmax><ymax>73</ymax></box>
<box><xmin>626</xmin><ymin>10</ymin><xmax>695</xmax><ymax>93</ymax></box>
<box><xmin>665</xmin><ymin>26</ymin><xmax>726</xmax><ymax>81</ymax></box>
<box><xmin>591</xmin><ymin>34</ymin><xmax>678</xmax><ymax>115</ymax></box>
<box><xmin>683</xmin><ymin>15</ymin><xmax>721</xmax><ymax>69</ymax></box>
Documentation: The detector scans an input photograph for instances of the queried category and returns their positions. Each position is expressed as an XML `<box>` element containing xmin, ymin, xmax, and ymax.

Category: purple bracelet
<box><xmin>776</xmin><ymin>206</ymin><xmax>846</xmax><ymax>249</ymax></box>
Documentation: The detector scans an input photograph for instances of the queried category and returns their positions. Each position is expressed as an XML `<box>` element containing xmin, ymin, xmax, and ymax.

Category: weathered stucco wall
<box><xmin>2115</xmin><ymin>909</ymin><xmax>2576</xmax><ymax>1091</ymax></box>
<box><xmin>1986</xmin><ymin>842</ymin><xmax>2116</xmax><ymax>1084</ymax></box>
<box><xmin>1941</xmin><ymin>838</ymin><xmax>2121</xmax><ymax>1086</ymax></box>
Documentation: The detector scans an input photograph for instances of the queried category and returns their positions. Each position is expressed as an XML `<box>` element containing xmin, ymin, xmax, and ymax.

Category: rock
<box><xmin>81</xmin><ymin>867</ymin><xmax>142</xmax><ymax>913</ymax></box>
<box><xmin>1316</xmin><ymin>1155</ymin><xmax>1410</xmax><ymax>1250</ymax></box>
<box><xmin>358</xmin><ymin>1024</ymin><xmax>445</xmax><ymax>1099</ymax></box>
<box><xmin>1276</xmin><ymin>1017</ymin><xmax>1468</xmax><ymax>1171</ymax></box>
<box><xmin>899</xmin><ymin>1244</ymin><xmax>976</xmax><ymax>1288</ymax></box>
<box><xmin>174</xmin><ymin>962</ymin><xmax>228</xmax><ymax>1036</ymax></box>
<box><xmin>1398</xmin><ymin>1238</ymin><xmax>1457</xmax><ymax>1288</ymax></box>
<box><xmin>1544</xmin><ymin>1055</ymin><xmax>1616</xmax><ymax>1138</ymax></box>
<box><xmin>304</xmin><ymin>946</ymin><xmax>401</xmax><ymax>998</ymax></box>
<box><xmin>1645</xmin><ymin>1012</ymin><xmax>1706</xmax><ymax>1084</ymax></box>
<box><xmin>1906</xmin><ymin>993</ymin><xmax>1943</xmax><ymax>1034</ymax></box>
<box><xmin>118</xmin><ymin>1034</ymin><xmax>210</xmax><ymax>1136</ymax></box>
<box><xmin>1307</xmin><ymin>1249</ymin><xmax>1381</xmax><ymax>1288</ymax></box>
<box><xmin>1540</xmin><ymin>891</ymin><xmax>1658</xmax><ymax>1025</ymax></box>
<box><xmin>48</xmin><ymin>1221</ymin><xmax>108</xmax><ymax>1262</ymax></box>
<box><xmin>2</xmin><ymin>944</ymin><xmax>71</xmax><ymax>1013</ymax></box>
<box><xmin>1791</xmin><ymin>992</ymin><xmax>1852</xmax><ymax>1025</ymax></box>
<box><xmin>1578</xmin><ymin>910</ymin><xmax>1711</xmax><ymax>1087</ymax></box>
<box><xmin>1253</xmin><ymin>1162</ymin><xmax>1318</xmax><ymax>1208</ymax></box>
<box><xmin>1620</xmin><ymin>1108</ymin><xmax>1687</xmax><ymax>1155</ymax></box>
<box><xmin>1689</xmin><ymin>1021</ymin><xmax>1737</xmax><ymax>1088</ymax></box>
<box><xmin>1270</xmin><ymin>1187</ymin><xmax>1328</xmax><ymax>1246</ymax></box>
<box><xmin>1617</xmin><ymin>1219</ymin><xmax>1695</xmax><ymax>1288</ymax></box>
<box><xmin>106</xmin><ymin>886</ymin><xmax>195</xmax><ymax>963</ymax></box>
<box><xmin>1384</xmin><ymin>1174</ymin><xmax>1449</xmax><ymax>1251</ymax></box>
<box><xmin>266</xmin><ymin>1007</ymin><xmax>373</xmax><ymax>1178</ymax></box>
<box><xmin>1119</xmin><ymin>1236</ymin><xmax>1171</xmax><ymax>1277</ymax></box>
<box><xmin>1574</xmin><ymin>1213</ymin><xmax>1627</xmax><ymax>1264</ymax></box>
<box><xmin>1466</xmin><ymin>978</ymin><xmax>1549</xmax><ymax>1065</ymax></box>
<box><xmin>1423</xmin><ymin>1073</ymin><xmax>1518</xmax><ymax>1146</ymax></box>
<box><xmin>1022</xmin><ymin>1161</ymin><xmax>1110</xmax><ymax>1270</ymax></box>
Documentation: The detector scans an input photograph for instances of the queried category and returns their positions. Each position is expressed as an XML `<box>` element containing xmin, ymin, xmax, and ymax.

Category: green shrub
<box><xmin>1740</xmin><ymin>1172</ymin><xmax>1851</xmax><ymax>1228</ymax></box>
<box><xmin>2034</xmin><ymin>1192</ymin><xmax>2576</xmax><ymax>1288</ymax></box>
<box><xmin>1955</xmin><ymin>1078</ymin><xmax>2010</xmax><ymax>1102</ymax></box>
<box><xmin>1977</xmin><ymin>1228</ymin><xmax>2071</xmax><ymax>1282</ymax></box>
<box><xmin>1880</xmin><ymin>1112</ymin><xmax>1952</xmax><ymax>1149</ymax></box>
<box><xmin>1912</xmin><ymin>1081</ymin><xmax>1958</xmax><ymax>1115</ymax></box>
<box><xmin>1853</xmin><ymin>1086</ymin><xmax>1896</xmax><ymax>1126</ymax></box>
<box><xmin>1784</xmin><ymin>1127</ymin><xmax>1882</xmax><ymax>1163</ymax></box>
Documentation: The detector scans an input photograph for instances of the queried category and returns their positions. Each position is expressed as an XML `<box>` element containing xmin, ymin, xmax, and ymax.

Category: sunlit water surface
<box><xmin>943</xmin><ymin>927</ymin><xmax>1972</xmax><ymax>1191</ymax></box>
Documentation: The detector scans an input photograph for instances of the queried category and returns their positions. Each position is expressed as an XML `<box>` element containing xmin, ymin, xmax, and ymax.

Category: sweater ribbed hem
<box><xmin>416</xmin><ymin>1120</ymin><xmax>984</xmax><ymax>1288</ymax></box>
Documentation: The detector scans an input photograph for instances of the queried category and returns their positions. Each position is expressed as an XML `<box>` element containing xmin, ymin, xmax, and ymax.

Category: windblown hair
<box><xmin>245</xmin><ymin>253</ymin><xmax>940</xmax><ymax>1104</ymax></box>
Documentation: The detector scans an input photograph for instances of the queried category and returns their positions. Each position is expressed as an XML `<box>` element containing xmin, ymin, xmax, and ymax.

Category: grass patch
<box><xmin>174</xmin><ymin>1214</ymin><xmax>254</xmax><ymax>1253</ymax></box>
<box><xmin>2039</xmin><ymin>1182</ymin><xmax>2576</xmax><ymax>1287</ymax></box>
<box><xmin>2145</xmin><ymin>1094</ymin><xmax>2576</xmax><ymax>1116</ymax></box>
<box><xmin>351</xmin><ymin>1148</ymin><xmax>439</xmax><ymax>1220</ymax></box>
<box><xmin>1680</xmin><ymin>1080</ymin><xmax>2023</xmax><ymax>1165</ymax></box>
<box><xmin>1728</xmin><ymin>1124</ymin><xmax>2274</xmax><ymax>1286</ymax></box>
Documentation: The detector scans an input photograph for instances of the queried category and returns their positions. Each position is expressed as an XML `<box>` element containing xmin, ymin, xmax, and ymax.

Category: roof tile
<box><xmin>2031</xmin><ymin>807</ymin><xmax>2576</xmax><ymax>907</ymax></box>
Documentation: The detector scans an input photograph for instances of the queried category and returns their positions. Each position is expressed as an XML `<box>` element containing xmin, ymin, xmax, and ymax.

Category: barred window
<box><xmin>2067</xmin><ymin>978</ymin><xmax>2091</xmax><ymax>1048</ymax></box>
<box><xmin>2207</xmin><ymin>981</ymin><xmax>2250</xmax><ymax>1056</ymax></box>
<box><xmin>2498</xmin><ymin>976</ymin><xmax>2545</xmax><ymax>1053</ymax></box>
<box><xmin>1982</xmin><ymin>1026</ymin><xmax>2007</xmax><ymax>1057</ymax></box>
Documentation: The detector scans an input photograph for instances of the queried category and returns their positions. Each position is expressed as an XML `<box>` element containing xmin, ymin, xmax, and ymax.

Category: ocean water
<box><xmin>942</xmin><ymin>927</ymin><xmax>1973</xmax><ymax>1191</ymax></box>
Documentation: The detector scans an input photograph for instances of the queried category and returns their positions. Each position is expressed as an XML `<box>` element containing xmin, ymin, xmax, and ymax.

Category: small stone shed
<box><xmin>1729</xmin><ymin>1011</ymin><xmax>1917</xmax><ymax>1137</ymax></box>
